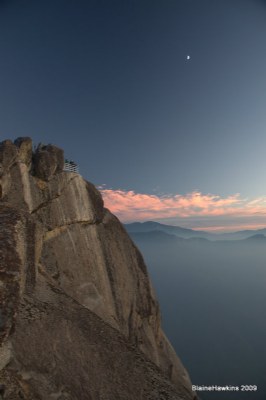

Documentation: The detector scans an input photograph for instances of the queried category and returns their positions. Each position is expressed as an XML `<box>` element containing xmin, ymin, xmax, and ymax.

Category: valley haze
<box><xmin>126</xmin><ymin>221</ymin><xmax>266</xmax><ymax>400</ymax></box>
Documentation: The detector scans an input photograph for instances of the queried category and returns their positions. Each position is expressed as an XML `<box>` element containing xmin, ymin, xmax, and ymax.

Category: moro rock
<box><xmin>0</xmin><ymin>137</ymin><xmax>196</xmax><ymax>400</ymax></box>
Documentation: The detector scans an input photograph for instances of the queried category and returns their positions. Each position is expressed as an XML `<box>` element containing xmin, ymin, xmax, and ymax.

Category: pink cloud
<box><xmin>99</xmin><ymin>188</ymin><xmax>266</xmax><ymax>226</ymax></box>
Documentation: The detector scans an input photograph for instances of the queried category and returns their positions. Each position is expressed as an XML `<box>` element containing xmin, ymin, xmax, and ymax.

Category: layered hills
<box><xmin>125</xmin><ymin>221</ymin><xmax>266</xmax><ymax>241</ymax></box>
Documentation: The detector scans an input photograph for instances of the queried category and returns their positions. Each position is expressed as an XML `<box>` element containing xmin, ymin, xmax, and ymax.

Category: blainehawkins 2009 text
<box><xmin>192</xmin><ymin>385</ymin><xmax>257</xmax><ymax>392</ymax></box>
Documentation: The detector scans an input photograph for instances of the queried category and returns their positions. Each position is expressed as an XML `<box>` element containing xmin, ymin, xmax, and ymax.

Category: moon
<box><xmin>186</xmin><ymin>55</ymin><xmax>191</xmax><ymax>60</ymax></box>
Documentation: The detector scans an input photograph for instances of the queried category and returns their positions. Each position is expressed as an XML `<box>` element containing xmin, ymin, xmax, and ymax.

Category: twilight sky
<box><xmin>1</xmin><ymin>0</ymin><xmax>266</xmax><ymax>231</ymax></box>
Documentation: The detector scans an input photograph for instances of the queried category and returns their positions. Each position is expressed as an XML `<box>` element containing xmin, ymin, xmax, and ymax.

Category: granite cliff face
<box><xmin>0</xmin><ymin>138</ymin><xmax>196</xmax><ymax>400</ymax></box>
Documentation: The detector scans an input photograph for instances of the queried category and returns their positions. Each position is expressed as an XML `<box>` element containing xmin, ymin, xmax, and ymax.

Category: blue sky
<box><xmin>1</xmin><ymin>0</ymin><xmax>266</xmax><ymax>230</ymax></box>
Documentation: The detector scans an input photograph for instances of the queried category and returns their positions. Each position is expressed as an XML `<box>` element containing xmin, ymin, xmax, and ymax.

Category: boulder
<box><xmin>44</xmin><ymin>144</ymin><xmax>64</xmax><ymax>173</ymax></box>
<box><xmin>14</xmin><ymin>137</ymin><xmax>33</xmax><ymax>166</ymax></box>
<box><xmin>33</xmin><ymin>144</ymin><xmax>64</xmax><ymax>181</ymax></box>
<box><xmin>0</xmin><ymin>140</ymin><xmax>18</xmax><ymax>170</ymax></box>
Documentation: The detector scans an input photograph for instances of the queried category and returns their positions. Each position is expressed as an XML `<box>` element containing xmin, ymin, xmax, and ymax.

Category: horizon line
<box><xmin>122</xmin><ymin>220</ymin><xmax>266</xmax><ymax>234</ymax></box>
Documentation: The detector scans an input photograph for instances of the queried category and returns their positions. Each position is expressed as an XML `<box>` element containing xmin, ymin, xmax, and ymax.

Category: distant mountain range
<box><xmin>124</xmin><ymin>221</ymin><xmax>266</xmax><ymax>242</ymax></box>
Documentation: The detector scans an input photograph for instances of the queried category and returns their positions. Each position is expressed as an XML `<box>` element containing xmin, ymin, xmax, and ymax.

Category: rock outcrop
<box><xmin>0</xmin><ymin>138</ymin><xmax>196</xmax><ymax>400</ymax></box>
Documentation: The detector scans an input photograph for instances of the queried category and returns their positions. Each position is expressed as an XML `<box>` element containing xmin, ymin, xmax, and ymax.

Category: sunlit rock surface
<box><xmin>0</xmin><ymin>137</ymin><xmax>196</xmax><ymax>400</ymax></box>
